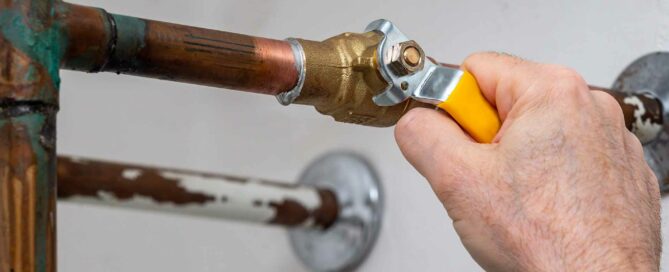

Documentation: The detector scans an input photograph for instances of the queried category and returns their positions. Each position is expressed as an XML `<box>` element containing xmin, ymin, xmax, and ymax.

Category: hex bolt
<box><xmin>388</xmin><ymin>40</ymin><xmax>425</xmax><ymax>76</ymax></box>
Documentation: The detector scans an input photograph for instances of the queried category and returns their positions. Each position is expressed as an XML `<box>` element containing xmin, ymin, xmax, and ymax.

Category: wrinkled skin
<box><xmin>395</xmin><ymin>53</ymin><xmax>661</xmax><ymax>271</ymax></box>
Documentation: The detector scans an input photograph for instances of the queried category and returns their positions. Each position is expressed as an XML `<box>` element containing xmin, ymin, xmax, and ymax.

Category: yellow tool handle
<box><xmin>437</xmin><ymin>71</ymin><xmax>501</xmax><ymax>143</ymax></box>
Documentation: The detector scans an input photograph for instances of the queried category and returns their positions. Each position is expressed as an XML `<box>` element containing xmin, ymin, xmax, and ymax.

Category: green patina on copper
<box><xmin>0</xmin><ymin>109</ymin><xmax>55</xmax><ymax>272</ymax></box>
<box><xmin>0</xmin><ymin>2</ymin><xmax>61</xmax><ymax>271</ymax></box>
<box><xmin>0</xmin><ymin>8</ymin><xmax>66</xmax><ymax>99</ymax></box>
<box><xmin>109</xmin><ymin>13</ymin><xmax>146</xmax><ymax>72</ymax></box>
<box><xmin>26</xmin><ymin>0</ymin><xmax>57</xmax><ymax>28</ymax></box>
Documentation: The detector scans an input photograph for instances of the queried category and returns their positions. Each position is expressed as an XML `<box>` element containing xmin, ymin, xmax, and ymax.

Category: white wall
<box><xmin>57</xmin><ymin>0</ymin><xmax>669</xmax><ymax>271</ymax></box>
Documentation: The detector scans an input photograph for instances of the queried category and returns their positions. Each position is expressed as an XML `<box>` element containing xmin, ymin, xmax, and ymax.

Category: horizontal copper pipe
<box><xmin>55</xmin><ymin>3</ymin><xmax>663</xmax><ymax>140</ymax></box>
<box><xmin>57</xmin><ymin>156</ymin><xmax>339</xmax><ymax>229</ymax></box>
<box><xmin>57</xmin><ymin>2</ymin><xmax>298</xmax><ymax>95</ymax></box>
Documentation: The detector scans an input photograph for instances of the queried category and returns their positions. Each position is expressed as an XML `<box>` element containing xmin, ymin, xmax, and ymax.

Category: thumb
<box><xmin>395</xmin><ymin>108</ymin><xmax>491</xmax><ymax>191</ymax></box>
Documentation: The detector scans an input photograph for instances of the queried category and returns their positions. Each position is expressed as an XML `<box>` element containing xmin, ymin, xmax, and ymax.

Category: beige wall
<box><xmin>58</xmin><ymin>0</ymin><xmax>669</xmax><ymax>271</ymax></box>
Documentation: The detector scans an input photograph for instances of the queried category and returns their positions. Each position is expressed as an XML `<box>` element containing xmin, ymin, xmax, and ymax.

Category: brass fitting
<box><xmin>293</xmin><ymin>32</ymin><xmax>430</xmax><ymax>127</ymax></box>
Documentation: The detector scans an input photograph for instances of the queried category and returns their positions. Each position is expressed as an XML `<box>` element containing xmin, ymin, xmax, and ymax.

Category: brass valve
<box><xmin>291</xmin><ymin>32</ymin><xmax>430</xmax><ymax>127</ymax></box>
<box><xmin>284</xmin><ymin>20</ymin><xmax>500</xmax><ymax>143</ymax></box>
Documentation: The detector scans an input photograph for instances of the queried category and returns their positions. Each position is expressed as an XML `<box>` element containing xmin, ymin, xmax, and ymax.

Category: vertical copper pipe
<box><xmin>58</xmin><ymin>2</ymin><xmax>298</xmax><ymax>95</ymax></box>
<box><xmin>56</xmin><ymin>156</ymin><xmax>339</xmax><ymax>229</ymax></box>
<box><xmin>0</xmin><ymin>0</ymin><xmax>61</xmax><ymax>271</ymax></box>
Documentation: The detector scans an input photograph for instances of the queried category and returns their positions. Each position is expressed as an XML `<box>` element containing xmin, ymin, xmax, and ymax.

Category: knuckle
<box><xmin>549</xmin><ymin>66</ymin><xmax>588</xmax><ymax>89</ymax></box>
<box><xmin>538</xmin><ymin>65</ymin><xmax>589</xmax><ymax>101</ymax></box>
<box><xmin>592</xmin><ymin>91</ymin><xmax>626</xmax><ymax>128</ymax></box>
<box><xmin>462</xmin><ymin>52</ymin><xmax>490</xmax><ymax>67</ymax></box>
<box><xmin>463</xmin><ymin>52</ymin><xmax>485</xmax><ymax>62</ymax></box>
<box><xmin>599</xmin><ymin>93</ymin><xmax>624</xmax><ymax>115</ymax></box>
<box><xmin>463</xmin><ymin>51</ymin><xmax>525</xmax><ymax>67</ymax></box>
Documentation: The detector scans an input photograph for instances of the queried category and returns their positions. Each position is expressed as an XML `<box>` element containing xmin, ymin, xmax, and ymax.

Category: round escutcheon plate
<box><xmin>613</xmin><ymin>52</ymin><xmax>669</xmax><ymax>192</ymax></box>
<box><xmin>289</xmin><ymin>152</ymin><xmax>383</xmax><ymax>272</ymax></box>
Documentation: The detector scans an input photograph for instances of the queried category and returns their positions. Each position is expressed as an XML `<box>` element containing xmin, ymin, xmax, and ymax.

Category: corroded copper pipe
<box><xmin>0</xmin><ymin>1</ymin><xmax>60</xmax><ymax>272</ymax></box>
<box><xmin>57</xmin><ymin>156</ymin><xmax>339</xmax><ymax>229</ymax></box>
<box><xmin>58</xmin><ymin>2</ymin><xmax>298</xmax><ymax>95</ymax></box>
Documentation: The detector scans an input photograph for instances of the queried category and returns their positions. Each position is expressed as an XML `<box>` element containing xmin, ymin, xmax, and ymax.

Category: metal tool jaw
<box><xmin>366</xmin><ymin>19</ymin><xmax>464</xmax><ymax>106</ymax></box>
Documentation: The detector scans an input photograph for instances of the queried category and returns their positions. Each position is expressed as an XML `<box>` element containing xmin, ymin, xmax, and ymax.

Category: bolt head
<box><xmin>403</xmin><ymin>47</ymin><xmax>421</xmax><ymax>67</ymax></box>
<box><xmin>388</xmin><ymin>40</ymin><xmax>425</xmax><ymax>76</ymax></box>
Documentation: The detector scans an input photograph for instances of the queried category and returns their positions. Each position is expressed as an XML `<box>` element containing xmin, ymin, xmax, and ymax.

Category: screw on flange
<box><xmin>388</xmin><ymin>40</ymin><xmax>425</xmax><ymax>76</ymax></box>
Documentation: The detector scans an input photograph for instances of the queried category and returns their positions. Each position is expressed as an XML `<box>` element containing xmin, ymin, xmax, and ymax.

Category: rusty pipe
<box><xmin>56</xmin><ymin>156</ymin><xmax>339</xmax><ymax>229</ymax></box>
<box><xmin>590</xmin><ymin>86</ymin><xmax>663</xmax><ymax>143</ymax></box>
<box><xmin>57</xmin><ymin>2</ymin><xmax>298</xmax><ymax>95</ymax></box>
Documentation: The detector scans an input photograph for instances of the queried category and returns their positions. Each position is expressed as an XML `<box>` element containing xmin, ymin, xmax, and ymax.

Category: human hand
<box><xmin>395</xmin><ymin>52</ymin><xmax>661</xmax><ymax>271</ymax></box>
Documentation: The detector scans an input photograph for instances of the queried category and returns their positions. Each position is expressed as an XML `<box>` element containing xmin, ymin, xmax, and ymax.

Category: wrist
<box><xmin>514</xmin><ymin>239</ymin><xmax>659</xmax><ymax>272</ymax></box>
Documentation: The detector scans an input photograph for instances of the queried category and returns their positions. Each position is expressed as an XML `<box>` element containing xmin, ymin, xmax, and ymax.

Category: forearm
<box><xmin>510</xmin><ymin>220</ymin><xmax>660</xmax><ymax>272</ymax></box>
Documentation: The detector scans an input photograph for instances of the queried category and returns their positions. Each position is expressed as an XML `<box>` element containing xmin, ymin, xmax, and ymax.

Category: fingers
<box><xmin>463</xmin><ymin>53</ymin><xmax>597</xmax><ymax>125</ymax></box>
<box><xmin>395</xmin><ymin>107</ymin><xmax>486</xmax><ymax>184</ymax></box>
<box><xmin>462</xmin><ymin>52</ymin><xmax>539</xmax><ymax>120</ymax></box>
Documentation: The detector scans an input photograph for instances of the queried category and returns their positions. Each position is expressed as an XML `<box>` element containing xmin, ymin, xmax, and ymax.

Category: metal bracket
<box><xmin>289</xmin><ymin>152</ymin><xmax>383</xmax><ymax>272</ymax></box>
<box><xmin>612</xmin><ymin>52</ymin><xmax>669</xmax><ymax>192</ymax></box>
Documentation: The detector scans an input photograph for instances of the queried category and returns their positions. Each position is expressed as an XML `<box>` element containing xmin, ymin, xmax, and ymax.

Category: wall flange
<box><xmin>289</xmin><ymin>152</ymin><xmax>383</xmax><ymax>272</ymax></box>
<box><xmin>613</xmin><ymin>52</ymin><xmax>669</xmax><ymax>192</ymax></box>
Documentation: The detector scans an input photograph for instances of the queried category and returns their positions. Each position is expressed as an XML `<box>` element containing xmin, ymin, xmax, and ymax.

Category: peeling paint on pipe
<box><xmin>57</xmin><ymin>156</ymin><xmax>339</xmax><ymax>229</ymax></box>
<box><xmin>622</xmin><ymin>94</ymin><xmax>663</xmax><ymax>143</ymax></box>
<box><xmin>595</xmin><ymin>87</ymin><xmax>664</xmax><ymax>144</ymax></box>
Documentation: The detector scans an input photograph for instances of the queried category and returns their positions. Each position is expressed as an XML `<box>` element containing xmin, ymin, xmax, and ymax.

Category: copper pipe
<box><xmin>56</xmin><ymin>2</ymin><xmax>663</xmax><ymax>137</ymax></box>
<box><xmin>58</xmin><ymin>2</ymin><xmax>298</xmax><ymax>95</ymax></box>
<box><xmin>55</xmin><ymin>2</ymin><xmax>664</xmax><ymax>140</ymax></box>
<box><xmin>0</xmin><ymin>1</ymin><xmax>61</xmax><ymax>272</ymax></box>
<box><xmin>56</xmin><ymin>156</ymin><xmax>340</xmax><ymax>229</ymax></box>
<box><xmin>0</xmin><ymin>113</ymin><xmax>58</xmax><ymax>272</ymax></box>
